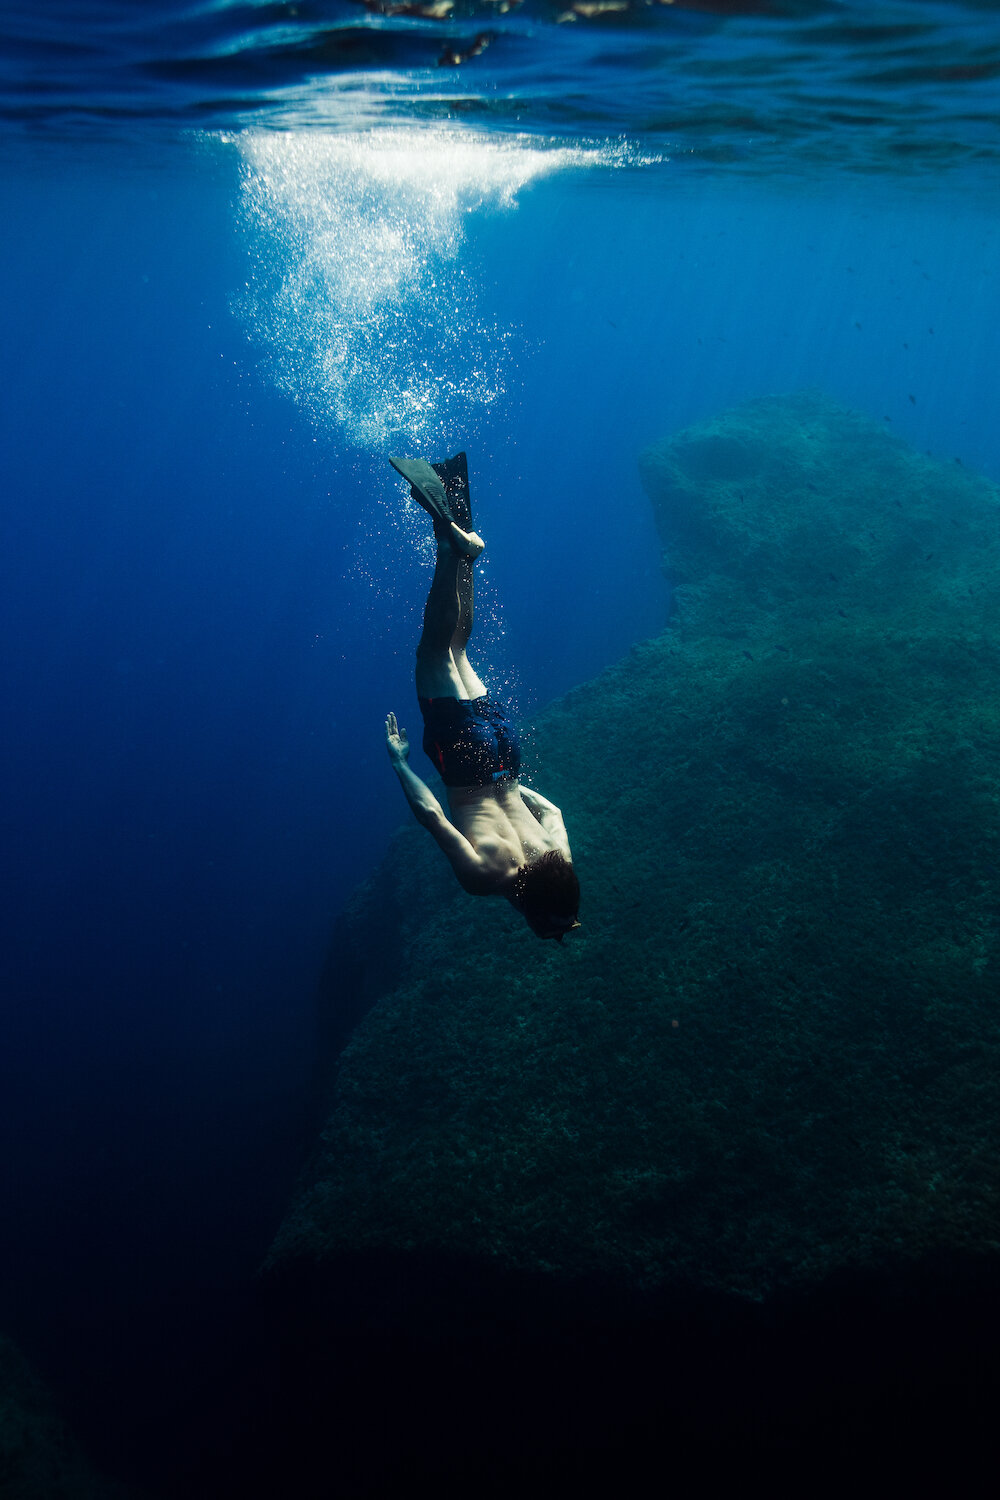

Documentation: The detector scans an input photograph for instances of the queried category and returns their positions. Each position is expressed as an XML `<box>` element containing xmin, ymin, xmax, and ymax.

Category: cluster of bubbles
<box><xmin>235</xmin><ymin>128</ymin><xmax>596</xmax><ymax>451</ymax></box>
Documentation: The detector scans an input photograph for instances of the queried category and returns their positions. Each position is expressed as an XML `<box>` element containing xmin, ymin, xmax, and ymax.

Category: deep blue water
<box><xmin>2</xmin><ymin>2</ymin><xmax>1000</xmax><ymax>1490</ymax></box>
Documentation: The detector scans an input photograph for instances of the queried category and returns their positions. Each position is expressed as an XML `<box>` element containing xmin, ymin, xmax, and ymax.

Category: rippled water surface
<box><xmin>3</xmin><ymin>0</ymin><xmax>999</xmax><ymax>172</ymax></box>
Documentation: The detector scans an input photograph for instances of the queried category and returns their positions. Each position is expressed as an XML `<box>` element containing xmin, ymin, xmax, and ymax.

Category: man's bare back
<box><xmin>448</xmin><ymin>779</ymin><xmax>571</xmax><ymax>888</ymax></box>
<box><xmin>384</xmin><ymin>452</ymin><xmax>580</xmax><ymax>941</ymax></box>
<box><xmin>385</xmin><ymin>716</ymin><xmax>571</xmax><ymax>895</ymax></box>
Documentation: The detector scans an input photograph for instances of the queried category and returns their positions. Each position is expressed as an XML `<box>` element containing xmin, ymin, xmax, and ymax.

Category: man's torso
<box><xmin>447</xmin><ymin>780</ymin><xmax>560</xmax><ymax>892</ymax></box>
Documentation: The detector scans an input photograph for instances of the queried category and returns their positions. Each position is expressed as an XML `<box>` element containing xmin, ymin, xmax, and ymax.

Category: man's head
<box><xmin>512</xmin><ymin>850</ymin><xmax>581</xmax><ymax>941</ymax></box>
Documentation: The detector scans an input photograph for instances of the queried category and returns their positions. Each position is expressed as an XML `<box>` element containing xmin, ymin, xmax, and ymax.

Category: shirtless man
<box><xmin>384</xmin><ymin>452</ymin><xmax>580</xmax><ymax>941</ymax></box>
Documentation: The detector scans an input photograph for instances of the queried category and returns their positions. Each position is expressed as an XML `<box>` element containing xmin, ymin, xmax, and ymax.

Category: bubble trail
<box><xmin>235</xmin><ymin>128</ymin><xmax>598</xmax><ymax>451</ymax></box>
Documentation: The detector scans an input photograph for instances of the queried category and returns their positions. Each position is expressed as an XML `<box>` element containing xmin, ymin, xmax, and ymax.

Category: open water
<box><xmin>1</xmin><ymin>1</ymin><xmax>999</xmax><ymax>1493</ymax></box>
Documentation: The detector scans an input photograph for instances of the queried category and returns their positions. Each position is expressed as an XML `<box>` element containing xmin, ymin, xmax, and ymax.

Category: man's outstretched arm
<box><xmin>385</xmin><ymin>713</ymin><xmax>489</xmax><ymax>891</ymax></box>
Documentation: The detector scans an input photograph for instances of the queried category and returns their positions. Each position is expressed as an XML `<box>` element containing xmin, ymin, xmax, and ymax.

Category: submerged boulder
<box><xmin>276</xmin><ymin>391</ymin><xmax>1000</xmax><ymax>1301</ymax></box>
<box><xmin>247</xmin><ymin>393</ymin><xmax>1000</xmax><ymax>1495</ymax></box>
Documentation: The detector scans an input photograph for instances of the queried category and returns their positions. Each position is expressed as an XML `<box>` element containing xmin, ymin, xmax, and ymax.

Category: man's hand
<box><xmin>385</xmin><ymin>711</ymin><xmax>410</xmax><ymax>766</ymax></box>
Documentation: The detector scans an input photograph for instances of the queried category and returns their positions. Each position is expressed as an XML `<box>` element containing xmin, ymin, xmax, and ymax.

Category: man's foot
<box><xmin>448</xmin><ymin>522</ymin><xmax>485</xmax><ymax>560</ymax></box>
<box><xmin>390</xmin><ymin>454</ymin><xmax>483</xmax><ymax>558</ymax></box>
<box><xmin>436</xmin><ymin>518</ymin><xmax>484</xmax><ymax>559</ymax></box>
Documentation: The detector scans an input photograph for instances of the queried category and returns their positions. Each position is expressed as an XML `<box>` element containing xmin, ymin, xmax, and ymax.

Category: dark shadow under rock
<box><xmin>228</xmin><ymin>1243</ymin><xmax>1000</xmax><ymax>1497</ymax></box>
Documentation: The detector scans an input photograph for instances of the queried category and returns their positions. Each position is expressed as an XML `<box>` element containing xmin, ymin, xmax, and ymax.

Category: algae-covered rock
<box><xmin>277</xmin><ymin>392</ymin><xmax>1000</xmax><ymax>1301</ymax></box>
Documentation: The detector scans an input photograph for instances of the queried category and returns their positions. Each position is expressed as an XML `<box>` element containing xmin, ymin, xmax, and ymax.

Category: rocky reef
<box><xmin>279</xmin><ymin>392</ymin><xmax>1000</xmax><ymax>1297</ymax></box>
<box><xmin>254</xmin><ymin>392</ymin><xmax>1000</xmax><ymax>1493</ymax></box>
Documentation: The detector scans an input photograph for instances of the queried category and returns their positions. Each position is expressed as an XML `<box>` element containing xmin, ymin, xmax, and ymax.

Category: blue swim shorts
<box><xmin>418</xmin><ymin>693</ymin><xmax>522</xmax><ymax>789</ymax></box>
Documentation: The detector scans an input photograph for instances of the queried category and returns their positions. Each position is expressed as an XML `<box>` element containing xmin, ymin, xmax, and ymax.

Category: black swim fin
<box><xmin>387</xmin><ymin>455</ymin><xmax>457</xmax><ymax>530</ymax></box>
<box><xmin>430</xmin><ymin>452</ymin><xmax>472</xmax><ymax>533</ymax></box>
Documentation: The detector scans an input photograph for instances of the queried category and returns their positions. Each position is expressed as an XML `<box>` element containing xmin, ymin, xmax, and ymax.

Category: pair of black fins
<box><xmin>388</xmin><ymin>452</ymin><xmax>473</xmax><ymax>535</ymax></box>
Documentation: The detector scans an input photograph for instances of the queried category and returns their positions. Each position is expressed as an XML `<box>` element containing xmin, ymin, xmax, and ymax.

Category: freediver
<box><xmin>384</xmin><ymin>453</ymin><xmax>581</xmax><ymax>941</ymax></box>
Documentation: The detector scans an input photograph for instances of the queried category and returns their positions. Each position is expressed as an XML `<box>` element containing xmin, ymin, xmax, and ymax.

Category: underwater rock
<box><xmin>278</xmin><ymin>391</ymin><xmax>1000</xmax><ymax>1300</ymax></box>
<box><xmin>0</xmin><ymin>1333</ymin><xmax>130</xmax><ymax>1500</ymax></box>
<box><xmin>250</xmin><ymin>393</ymin><xmax>1000</xmax><ymax>1492</ymax></box>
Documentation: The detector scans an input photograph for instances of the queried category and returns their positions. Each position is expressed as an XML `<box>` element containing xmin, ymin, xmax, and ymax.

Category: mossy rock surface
<box><xmin>276</xmin><ymin>392</ymin><xmax>1000</xmax><ymax>1301</ymax></box>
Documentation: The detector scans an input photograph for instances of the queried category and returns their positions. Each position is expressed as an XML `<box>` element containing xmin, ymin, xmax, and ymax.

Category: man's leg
<box><xmin>416</xmin><ymin>532</ymin><xmax>470</xmax><ymax>700</ymax></box>
<box><xmin>451</xmin><ymin>553</ymin><xmax>487</xmax><ymax>699</ymax></box>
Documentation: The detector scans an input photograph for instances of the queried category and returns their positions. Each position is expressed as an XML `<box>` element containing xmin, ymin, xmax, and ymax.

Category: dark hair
<box><xmin>513</xmin><ymin>850</ymin><xmax>581</xmax><ymax>941</ymax></box>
